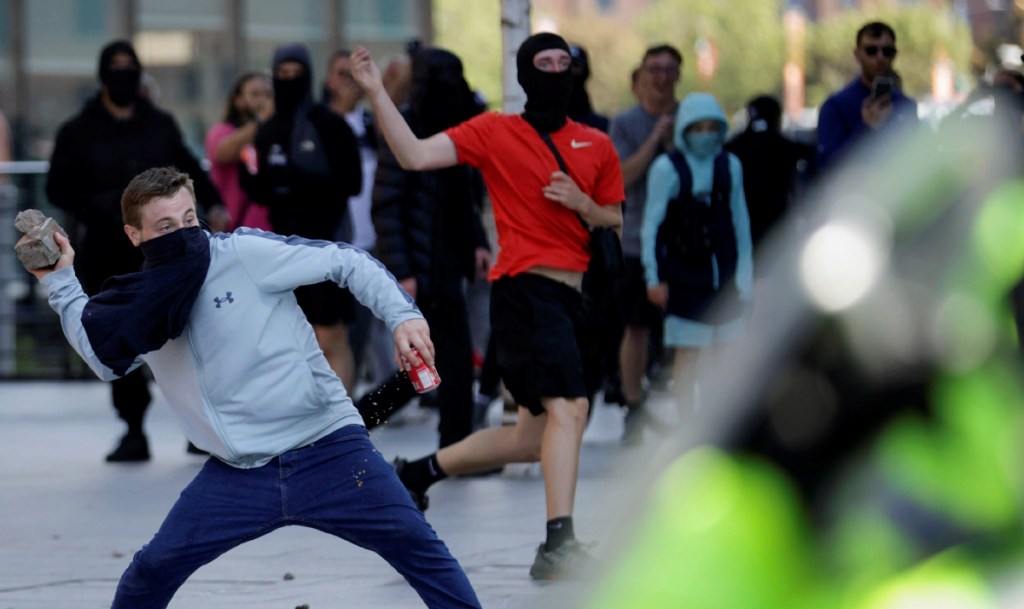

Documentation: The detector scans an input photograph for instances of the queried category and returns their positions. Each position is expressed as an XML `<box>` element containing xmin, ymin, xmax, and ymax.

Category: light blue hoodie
<box><xmin>640</xmin><ymin>93</ymin><xmax>753</xmax><ymax>342</ymax></box>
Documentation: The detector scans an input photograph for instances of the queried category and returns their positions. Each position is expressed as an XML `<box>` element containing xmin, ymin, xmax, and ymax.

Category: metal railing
<box><xmin>0</xmin><ymin>182</ymin><xmax>17</xmax><ymax>376</ymax></box>
<box><xmin>0</xmin><ymin>161</ymin><xmax>90</xmax><ymax>380</ymax></box>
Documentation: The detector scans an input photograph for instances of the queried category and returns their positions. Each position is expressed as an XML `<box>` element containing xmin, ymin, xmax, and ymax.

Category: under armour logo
<box><xmin>213</xmin><ymin>292</ymin><xmax>234</xmax><ymax>308</ymax></box>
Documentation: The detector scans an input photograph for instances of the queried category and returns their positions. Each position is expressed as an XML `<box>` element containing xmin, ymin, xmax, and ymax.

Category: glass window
<box><xmin>75</xmin><ymin>0</ymin><xmax>107</xmax><ymax>36</ymax></box>
<box><xmin>344</xmin><ymin>0</ymin><xmax>419</xmax><ymax>43</ymax></box>
<box><xmin>136</xmin><ymin>0</ymin><xmax>229</xmax><ymax>155</ymax></box>
<box><xmin>24</xmin><ymin>0</ymin><xmax>124</xmax><ymax>159</ymax></box>
<box><xmin>0</xmin><ymin>2</ymin><xmax>12</xmax><ymax>119</ymax></box>
<box><xmin>246</xmin><ymin>0</ymin><xmax>329</xmax><ymax>77</ymax></box>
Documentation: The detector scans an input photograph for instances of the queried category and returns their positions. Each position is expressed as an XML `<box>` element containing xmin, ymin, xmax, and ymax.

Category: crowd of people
<box><xmin>19</xmin><ymin>16</ymin><xmax>1024</xmax><ymax>607</ymax></box>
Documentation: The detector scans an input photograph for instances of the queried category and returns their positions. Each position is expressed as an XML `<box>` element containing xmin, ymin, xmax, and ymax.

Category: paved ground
<box><xmin>0</xmin><ymin>380</ymin><xmax>668</xmax><ymax>609</ymax></box>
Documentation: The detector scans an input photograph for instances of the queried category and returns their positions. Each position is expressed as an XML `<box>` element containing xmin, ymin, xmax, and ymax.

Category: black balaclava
<box><xmin>98</xmin><ymin>40</ymin><xmax>142</xmax><ymax>108</ymax></box>
<box><xmin>409</xmin><ymin>48</ymin><xmax>483</xmax><ymax>137</ymax></box>
<box><xmin>516</xmin><ymin>32</ymin><xmax>573</xmax><ymax>133</ymax></box>
<box><xmin>567</xmin><ymin>44</ymin><xmax>594</xmax><ymax>118</ymax></box>
<box><xmin>746</xmin><ymin>95</ymin><xmax>782</xmax><ymax>134</ymax></box>
<box><xmin>272</xmin><ymin>43</ymin><xmax>314</xmax><ymax>117</ymax></box>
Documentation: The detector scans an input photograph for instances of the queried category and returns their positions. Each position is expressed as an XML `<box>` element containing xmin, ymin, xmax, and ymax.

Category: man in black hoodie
<box><xmin>243</xmin><ymin>43</ymin><xmax>363</xmax><ymax>389</ymax></box>
<box><xmin>371</xmin><ymin>47</ymin><xmax>491</xmax><ymax>449</ymax></box>
<box><xmin>567</xmin><ymin>44</ymin><xmax>609</xmax><ymax>133</ymax></box>
<box><xmin>725</xmin><ymin>95</ymin><xmax>814</xmax><ymax>252</ymax></box>
<box><xmin>47</xmin><ymin>40</ymin><xmax>226</xmax><ymax>462</ymax></box>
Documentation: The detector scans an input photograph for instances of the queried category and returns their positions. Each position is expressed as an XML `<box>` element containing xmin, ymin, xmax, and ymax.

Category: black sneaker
<box><xmin>392</xmin><ymin>457</ymin><xmax>429</xmax><ymax>511</ymax></box>
<box><xmin>106</xmin><ymin>432</ymin><xmax>150</xmax><ymax>462</ymax></box>
<box><xmin>529</xmin><ymin>540</ymin><xmax>594</xmax><ymax>580</ymax></box>
<box><xmin>602</xmin><ymin>378</ymin><xmax>626</xmax><ymax>406</ymax></box>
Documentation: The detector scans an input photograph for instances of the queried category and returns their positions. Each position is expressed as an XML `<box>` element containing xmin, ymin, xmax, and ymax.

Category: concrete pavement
<box><xmin>0</xmin><ymin>380</ymin><xmax>661</xmax><ymax>609</ymax></box>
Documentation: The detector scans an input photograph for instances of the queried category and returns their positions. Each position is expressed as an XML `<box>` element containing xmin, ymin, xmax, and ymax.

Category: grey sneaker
<box><xmin>392</xmin><ymin>457</ymin><xmax>430</xmax><ymax>511</ymax></box>
<box><xmin>621</xmin><ymin>404</ymin><xmax>646</xmax><ymax>446</ymax></box>
<box><xmin>529</xmin><ymin>540</ymin><xmax>594</xmax><ymax>580</ymax></box>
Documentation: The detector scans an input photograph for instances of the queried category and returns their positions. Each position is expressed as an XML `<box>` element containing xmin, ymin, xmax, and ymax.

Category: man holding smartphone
<box><xmin>816</xmin><ymin>21</ymin><xmax>918</xmax><ymax>171</ymax></box>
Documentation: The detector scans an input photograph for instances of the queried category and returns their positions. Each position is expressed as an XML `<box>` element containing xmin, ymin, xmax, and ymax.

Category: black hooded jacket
<box><xmin>371</xmin><ymin>49</ymin><xmax>489</xmax><ymax>299</ymax></box>
<box><xmin>243</xmin><ymin>45</ymin><xmax>361</xmax><ymax>239</ymax></box>
<box><xmin>46</xmin><ymin>94</ymin><xmax>223</xmax><ymax>294</ymax></box>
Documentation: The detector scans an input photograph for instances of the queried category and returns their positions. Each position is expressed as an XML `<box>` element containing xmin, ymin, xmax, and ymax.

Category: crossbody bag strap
<box><xmin>529</xmin><ymin>124</ymin><xmax>590</xmax><ymax>231</ymax></box>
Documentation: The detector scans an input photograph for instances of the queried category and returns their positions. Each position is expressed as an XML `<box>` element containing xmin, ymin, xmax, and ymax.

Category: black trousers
<box><xmin>80</xmin><ymin>254</ymin><xmax>152</xmax><ymax>437</ymax></box>
<box><xmin>111</xmin><ymin>367</ymin><xmax>152</xmax><ymax>434</ymax></box>
<box><xmin>419</xmin><ymin>273</ymin><xmax>475</xmax><ymax>448</ymax></box>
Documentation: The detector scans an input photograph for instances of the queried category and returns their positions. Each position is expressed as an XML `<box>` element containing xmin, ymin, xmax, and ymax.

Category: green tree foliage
<box><xmin>433</xmin><ymin>1</ymin><xmax>974</xmax><ymax>119</ymax></box>
<box><xmin>632</xmin><ymin>0</ymin><xmax>787</xmax><ymax>117</ymax></box>
<box><xmin>547</xmin><ymin>11</ymin><xmax>647</xmax><ymax>116</ymax></box>
<box><xmin>434</xmin><ymin>0</ymin><xmax>503</xmax><ymax>109</ymax></box>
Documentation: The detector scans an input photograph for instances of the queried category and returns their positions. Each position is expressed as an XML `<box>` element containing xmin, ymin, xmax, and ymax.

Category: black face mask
<box><xmin>273</xmin><ymin>75</ymin><xmax>311</xmax><ymax>117</ymax></box>
<box><xmin>104</xmin><ymin>68</ymin><xmax>141</xmax><ymax>107</ymax></box>
<box><xmin>517</xmin><ymin>33</ymin><xmax>573</xmax><ymax>133</ymax></box>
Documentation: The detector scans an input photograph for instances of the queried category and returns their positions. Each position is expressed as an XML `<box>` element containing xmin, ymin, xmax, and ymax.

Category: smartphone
<box><xmin>871</xmin><ymin>76</ymin><xmax>895</xmax><ymax>100</ymax></box>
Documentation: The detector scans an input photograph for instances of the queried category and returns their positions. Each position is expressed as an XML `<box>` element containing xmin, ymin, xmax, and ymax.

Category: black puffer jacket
<box><xmin>371</xmin><ymin>108</ymin><xmax>489</xmax><ymax>301</ymax></box>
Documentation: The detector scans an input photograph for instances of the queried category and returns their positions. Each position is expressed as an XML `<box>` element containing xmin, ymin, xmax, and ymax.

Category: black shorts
<box><xmin>620</xmin><ymin>255</ymin><xmax>663</xmax><ymax>328</ymax></box>
<box><xmin>295</xmin><ymin>281</ymin><xmax>356</xmax><ymax>327</ymax></box>
<box><xmin>490</xmin><ymin>273</ymin><xmax>589</xmax><ymax>416</ymax></box>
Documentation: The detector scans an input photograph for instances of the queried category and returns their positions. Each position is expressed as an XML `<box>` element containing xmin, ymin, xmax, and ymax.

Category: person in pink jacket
<box><xmin>205</xmin><ymin>72</ymin><xmax>274</xmax><ymax>230</ymax></box>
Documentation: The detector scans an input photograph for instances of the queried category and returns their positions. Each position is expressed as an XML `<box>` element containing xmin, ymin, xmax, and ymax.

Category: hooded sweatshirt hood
<box><xmin>674</xmin><ymin>92</ymin><xmax>728</xmax><ymax>159</ymax></box>
<box><xmin>98</xmin><ymin>40</ymin><xmax>142</xmax><ymax>107</ymax></box>
<box><xmin>272</xmin><ymin>43</ymin><xmax>314</xmax><ymax>117</ymax></box>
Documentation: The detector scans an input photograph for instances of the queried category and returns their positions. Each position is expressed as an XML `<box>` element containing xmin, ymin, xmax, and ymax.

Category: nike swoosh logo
<box><xmin>570</xmin><ymin>139</ymin><xmax>592</xmax><ymax>149</ymax></box>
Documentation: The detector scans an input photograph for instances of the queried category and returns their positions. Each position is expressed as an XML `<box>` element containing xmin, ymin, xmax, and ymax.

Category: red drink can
<box><xmin>405</xmin><ymin>355</ymin><xmax>441</xmax><ymax>393</ymax></box>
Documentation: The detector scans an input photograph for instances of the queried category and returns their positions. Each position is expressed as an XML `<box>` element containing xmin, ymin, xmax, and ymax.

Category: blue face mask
<box><xmin>685</xmin><ymin>131</ymin><xmax>721</xmax><ymax>159</ymax></box>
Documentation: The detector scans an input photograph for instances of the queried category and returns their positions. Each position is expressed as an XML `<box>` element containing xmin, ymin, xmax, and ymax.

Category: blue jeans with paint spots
<box><xmin>110</xmin><ymin>425</ymin><xmax>480</xmax><ymax>608</ymax></box>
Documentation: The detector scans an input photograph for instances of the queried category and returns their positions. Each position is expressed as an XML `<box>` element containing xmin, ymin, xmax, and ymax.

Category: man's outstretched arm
<box><xmin>350</xmin><ymin>46</ymin><xmax>459</xmax><ymax>172</ymax></box>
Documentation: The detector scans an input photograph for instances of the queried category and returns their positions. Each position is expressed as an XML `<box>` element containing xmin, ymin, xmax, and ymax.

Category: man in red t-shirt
<box><xmin>353</xmin><ymin>33</ymin><xmax>623</xmax><ymax>580</ymax></box>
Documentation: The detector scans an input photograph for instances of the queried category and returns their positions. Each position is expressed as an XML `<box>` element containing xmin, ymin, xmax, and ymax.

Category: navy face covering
<box><xmin>82</xmin><ymin>226</ymin><xmax>211</xmax><ymax>375</ymax></box>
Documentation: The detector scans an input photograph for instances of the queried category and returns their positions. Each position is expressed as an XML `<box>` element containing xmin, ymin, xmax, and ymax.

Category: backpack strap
<box><xmin>667</xmin><ymin>149</ymin><xmax>693</xmax><ymax>198</ymax></box>
<box><xmin>711</xmin><ymin>151</ymin><xmax>731</xmax><ymax>206</ymax></box>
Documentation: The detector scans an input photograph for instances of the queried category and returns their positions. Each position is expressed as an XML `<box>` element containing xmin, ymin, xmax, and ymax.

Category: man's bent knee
<box><xmin>544</xmin><ymin>397</ymin><xmax>589</xmax><ymax>434</ymax></box>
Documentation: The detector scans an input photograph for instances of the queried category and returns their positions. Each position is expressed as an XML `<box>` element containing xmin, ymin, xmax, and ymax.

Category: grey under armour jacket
<box><xmin>42</xmin><ymin>228</ymin><xmax>421</xmax><ymax>468</ymax></box>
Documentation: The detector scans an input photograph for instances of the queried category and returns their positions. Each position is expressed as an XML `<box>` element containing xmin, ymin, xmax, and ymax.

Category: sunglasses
<box><xmin>862</xmin><ymin>45</ymin><xmax>897</xmax><ymax>59</ymax></box>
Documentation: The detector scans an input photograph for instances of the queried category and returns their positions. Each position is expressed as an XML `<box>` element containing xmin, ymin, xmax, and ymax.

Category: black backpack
<box><xmin>655</xmin><ymin>150</ymin><xmax>743</xmax><ymax>322</ymax></box>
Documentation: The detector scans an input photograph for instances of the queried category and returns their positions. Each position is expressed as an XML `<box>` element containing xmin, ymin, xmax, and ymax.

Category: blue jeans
<box><xmin>110</xmin><ymin>425</ymin><xmax>481</xmax><ymax>608</ymax></box>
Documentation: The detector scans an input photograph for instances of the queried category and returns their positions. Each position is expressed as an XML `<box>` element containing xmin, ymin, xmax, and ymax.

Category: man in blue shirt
<box><xmin>816</xmin><ymin>21</ymin><xmax>918</xmax><ymax>171</ymax></box>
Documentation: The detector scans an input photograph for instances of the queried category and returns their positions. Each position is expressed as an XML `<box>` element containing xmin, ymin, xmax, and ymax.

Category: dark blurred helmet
<box><xmin>569</xmin><ymin>44</ymin><xmax>590</xmax><ymax>81</ymax></box>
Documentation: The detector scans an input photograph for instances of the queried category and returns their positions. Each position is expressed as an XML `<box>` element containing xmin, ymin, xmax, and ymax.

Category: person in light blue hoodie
<box><xmin>640</xmin><ymin>92</ymin><xmax>753</xmax><ymax>410</ymax></box>
<box><xmin>29</xmin><ymin>167</ymin><xmax>481</xmax><ymax>609</ymax></box>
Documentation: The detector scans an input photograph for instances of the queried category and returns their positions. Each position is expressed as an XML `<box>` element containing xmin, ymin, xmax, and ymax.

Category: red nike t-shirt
<box><xmin>445</xmin><ymin>112</ymin><xmax>624</xmax><ymax>281</ymax></box>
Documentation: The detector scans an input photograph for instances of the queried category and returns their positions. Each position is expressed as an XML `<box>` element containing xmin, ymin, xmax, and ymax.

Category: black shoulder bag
<box><xmin>531</xmin><ymin>128</ymin><xmax>625</xmax><ymax>282</ymax></box>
